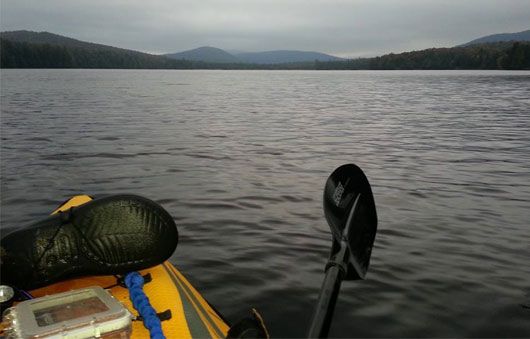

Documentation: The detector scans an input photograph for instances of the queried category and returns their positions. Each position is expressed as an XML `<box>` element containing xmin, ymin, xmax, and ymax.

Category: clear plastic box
<box><xmin>2</xmin><ymin>286</ymin><xmax>132</xmax><ymax>339</ymax></box>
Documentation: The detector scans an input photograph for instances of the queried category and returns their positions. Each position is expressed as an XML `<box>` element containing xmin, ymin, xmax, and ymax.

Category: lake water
<box><xmin>1</xmin><ymin>69</ymin><xmax>529</xmax><ymax>337</ymax></box>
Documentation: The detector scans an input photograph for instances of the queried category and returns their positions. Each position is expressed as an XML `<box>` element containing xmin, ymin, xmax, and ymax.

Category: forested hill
<box><xmin>0</xmin><ymin>31</ymin><xmax>192</xmax><ymax>69</ymax></box>
<box><xmin>1</xmin><ymin>30</ymin><xmax>119</xmax><ymax>50</ymax></box>
<box><xmin>1</xmin><ymin>30</ymin><xmax>529</xmax><ymax>70</ymax></box>
<box><xmin>315</xmin><ymin>42</ymin><xmax>530</xmax><ymax>70</ymax></box>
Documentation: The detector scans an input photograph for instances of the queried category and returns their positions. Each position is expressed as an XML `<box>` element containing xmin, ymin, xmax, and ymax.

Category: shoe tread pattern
<box><xmin>76</xmin><ymin>196</ymin><xmax>177</xmax><ymax>269</ymax></box>
<box><xmin>0</xmin><ymin>194</ymin><xmax>178</xmax><ymax>290</ymax></box>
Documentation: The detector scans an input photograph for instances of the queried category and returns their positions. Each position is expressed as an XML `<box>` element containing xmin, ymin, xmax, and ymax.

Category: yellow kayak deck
<box><xmin>25</xmin><ymin>195</ymin><xmax>230</xmax><ymax>338</ymax></box>
<box><xmin>29</xmin><ymin>261</ymin><xmax>229</xmax><ymax>338</ymax></box>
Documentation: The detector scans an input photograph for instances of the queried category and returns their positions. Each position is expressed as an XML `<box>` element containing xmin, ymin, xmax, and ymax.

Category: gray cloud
<box><xmin>1</xmin><ymin>0</ymin><xmax>529</xmax><ymax>57</ymax></box>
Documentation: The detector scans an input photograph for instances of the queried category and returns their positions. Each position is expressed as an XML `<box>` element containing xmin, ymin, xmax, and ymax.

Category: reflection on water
<box><xmin>1</xmin><ymin>69</ymin><xmax>530</xmax><ymax>337</ymax></box>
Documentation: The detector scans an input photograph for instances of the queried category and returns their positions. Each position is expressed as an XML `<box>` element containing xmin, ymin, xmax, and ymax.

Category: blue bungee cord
<box><xmin>125</xmin><ymin>272</ymin><xmax>165</xmax><ymax>339</ymax></box>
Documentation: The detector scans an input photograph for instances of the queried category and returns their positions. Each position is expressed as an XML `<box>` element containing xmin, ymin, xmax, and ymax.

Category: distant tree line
<box><xmin>497</xmin><ymin>42</ymin><xmax>530</xmax><ymax>70</ymax></box>
<box><xmin>1</xmin><ymin>39</ymin><xmax>529</xmax><ymax>70</ymax></box>
<box><xmin>315</xmin><ymin>42</ymin><xmax>530</xmax><ymax>70</ymax></box>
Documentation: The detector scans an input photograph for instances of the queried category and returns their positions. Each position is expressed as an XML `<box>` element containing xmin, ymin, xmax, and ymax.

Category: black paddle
<box><xmin>307</xmin><ymin>164</ymin><xmax>378</xmax><ymax>338</ymax></box>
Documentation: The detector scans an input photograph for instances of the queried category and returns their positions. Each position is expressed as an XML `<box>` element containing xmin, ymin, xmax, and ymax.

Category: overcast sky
<box><xmin>1</xmin><ymin>0</ymin><xmax>529</xmax><ymax>58</ymax></box>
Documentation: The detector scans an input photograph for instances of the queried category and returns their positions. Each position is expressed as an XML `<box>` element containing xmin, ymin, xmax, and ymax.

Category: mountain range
<box><xmin>163</xmin><ymin>47</ymin><xmax>344</xmax><ymax>64</ymax></box>
<box><xmin>1</xmin><ymin>29</ymin><xmax>529</xmax><ymax>69</ymax></box>
<box><xmin>0</xmin><ymin>30</ymin><xmax>344</xmax><ymax>64</ymax></box>
<box><xmin>458</xmin><ymin>29</ymin><xmax>530</xmax><ymax>47</ymax></box>
<box><xmin>164</xmin><ymin>29</ymin><xmax>530</xmax><ymax>63</ymax></box>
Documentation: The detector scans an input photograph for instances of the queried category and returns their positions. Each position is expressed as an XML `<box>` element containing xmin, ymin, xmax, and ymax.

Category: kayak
<box><xmin>1</xmin><ymin>163</ymin><xmax>378</xmax><ymax>339</ymax></box>
<box><xmin>14</xmin><ymin>195</ymin><xmax>230</xmax><ymax>339</ymax></box>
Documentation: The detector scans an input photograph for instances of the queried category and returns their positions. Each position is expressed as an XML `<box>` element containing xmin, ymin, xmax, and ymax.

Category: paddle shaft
<box><xmin>308</xmin><ymin>194</ymin><xmax>361</xmax><ymax>338</ymax></box>
<box><xmin>307</xmin><ymin>239</ymin><xmax>348</xmax><ymax>338</ymax></box>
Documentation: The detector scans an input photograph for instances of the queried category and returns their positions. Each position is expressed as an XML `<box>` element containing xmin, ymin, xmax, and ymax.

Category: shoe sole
<box><xmin>1</xmin><ymin>195</ymin><xmax>178</xmax><ymax>290</ymax></box>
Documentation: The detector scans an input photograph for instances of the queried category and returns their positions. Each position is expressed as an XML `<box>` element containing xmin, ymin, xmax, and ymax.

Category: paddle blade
<box><xmin>324</xmin><ymin>164</ymin><xmax>377</xmax><ymax>280</ymax></box>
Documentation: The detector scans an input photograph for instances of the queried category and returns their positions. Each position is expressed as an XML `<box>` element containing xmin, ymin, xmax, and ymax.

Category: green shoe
<box><xmin>1</xmin><ymin>195</ymin><xmax>178</xmax><ymax>290</ymax></box>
